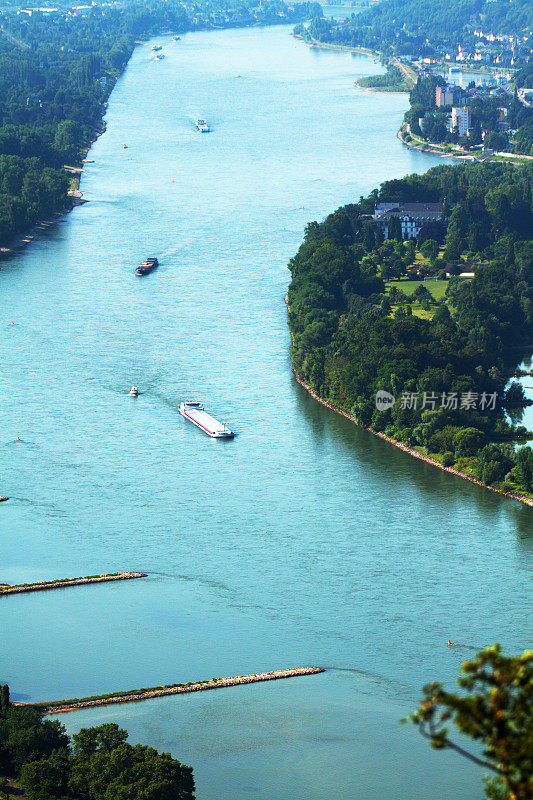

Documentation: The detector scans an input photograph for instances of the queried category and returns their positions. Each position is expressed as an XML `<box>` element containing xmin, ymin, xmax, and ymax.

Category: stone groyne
<box><xmin>29</xmin><ymin>667</ymin><xmax>325</xmax><ymax>715</ymax></box>
<box><xmin>0</xmin><ymin>571</ymin><xmax>147</xmax><ymax>596</ymax></box>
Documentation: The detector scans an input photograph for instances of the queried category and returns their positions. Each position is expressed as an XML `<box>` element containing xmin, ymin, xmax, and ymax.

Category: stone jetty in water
<box><xmin>0</xmin><ymin>571</ymin><xmax>147</xmax><ymax>596</ymax></box>
<box><xmin>29</xmin><ymin>667</ymin><xmax>326</xmax><ymax>715</ymax></box>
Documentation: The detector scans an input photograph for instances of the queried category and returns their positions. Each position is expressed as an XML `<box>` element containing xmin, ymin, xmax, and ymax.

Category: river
<box><xmin>1</xmin><ymin>23</ymin><xmax>531</xmax><ymax>800</ymax></box>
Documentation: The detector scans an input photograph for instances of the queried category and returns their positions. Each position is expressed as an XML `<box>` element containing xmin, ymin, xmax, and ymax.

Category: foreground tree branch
<box><xmin>404</xmin><ymin>645</ymin><xmax>532</xmax><ymax>800</ymax></box>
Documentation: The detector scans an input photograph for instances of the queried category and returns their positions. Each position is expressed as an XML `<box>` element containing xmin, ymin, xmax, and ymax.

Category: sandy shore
<box><xmin>28</xmin><ymin>667</ymin><xmax>325</xmax><ymax>715</ymax></box>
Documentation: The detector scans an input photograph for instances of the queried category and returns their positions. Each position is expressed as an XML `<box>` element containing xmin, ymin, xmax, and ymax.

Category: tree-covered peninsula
<box><xmin>0</xmin><ymin>0</ymin><xmax>321</xmax><ymax>248</ymax></box>
<box><xmin>287</xmin><ymin>162</ymin><xmax>533</xmax><ymax>498</ymax></box>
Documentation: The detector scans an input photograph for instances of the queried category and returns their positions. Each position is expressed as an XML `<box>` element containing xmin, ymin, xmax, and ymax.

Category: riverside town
<box><xmin>0</xmin><ymin>1</ymin><xmax>531</xmax><ymax>800</ymax></box>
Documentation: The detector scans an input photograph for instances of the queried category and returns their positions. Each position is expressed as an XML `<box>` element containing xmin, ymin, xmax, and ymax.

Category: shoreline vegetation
<box><xmin>0</xmin><ymin>122</ymin><xmax>105</xmax><ymax>256</ymax></box>
<box><xmin>290</xmin><ymin>360</ymin><xmax>533</xmax><ymax>508</ymax></box>
<box><xmin>0</xmin><ymin>572</ymin><xmax>147</xmax><ymax>595</ymax></box>
<box><xmin>21</xmin><ymin>668</ymin><xmax>325</xmax><ymax>715</ymax></box>
<box><xmin>0</xmin><ymin>686</ymin><xmax>196</xmax><ymax>799</ymax></box>
<box><xmin>294</xmin><ymin>30</ymin><xmax>417</xmax><ymax>92</ymax></box>
<box><xmin>397</xmin><ymin>124</ymin><xmax>533</xmax><ymax>165</ymax></box>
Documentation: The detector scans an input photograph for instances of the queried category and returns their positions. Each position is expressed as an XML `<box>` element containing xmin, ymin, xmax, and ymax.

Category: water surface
<box><xmin>1</xmin><ymin>24</ymin><xmax>531</xmax><ymax>800</ymax></box>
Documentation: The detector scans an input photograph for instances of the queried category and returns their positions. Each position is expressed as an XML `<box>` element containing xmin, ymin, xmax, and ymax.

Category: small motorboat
<box><xmin>129</xmin><ymin>386</ymin><xmax>139</xmax><ymax>397</ymax></box>
<box><xmin>123</xmin><ymin>144</ymin><xmax>128</xmax><ymax>149</ymax></box>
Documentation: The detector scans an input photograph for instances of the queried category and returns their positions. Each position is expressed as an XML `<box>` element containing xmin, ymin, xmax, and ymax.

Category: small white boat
<box><xmin>196</xmin><ymin>119</ymin><xmax>210</xmax><ymax>133</ymax></box>
<box><xmin>179</xmin><ymin>401</ymin><xmax>234</xmax><ymax>438</ymax></box>
<box><xmin>129</xmin><ymin>386</ymin><xmax>139</xmax><ymax>397</ymax></box>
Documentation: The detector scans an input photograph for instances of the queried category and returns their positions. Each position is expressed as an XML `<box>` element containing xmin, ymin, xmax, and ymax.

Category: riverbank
<box><xmin>0</xmin><ymin>211</ymin><xmax>72</xmax><ymax>258</ymax></box>
<box><xmin>294</xmin><ymin>33</ymin><xmax>377</xmax><ymax>59</ymax></box>
<box><xmin>291</xmin><ymin>364</ymin><xmax>533</xmax><ymax>508</ymax></box>
<box><xmin>397</xmin><ymin>122</ymin><xmax>533</xmax><ymax>165</ymax></box>
<box><xmin>0</xmin><ymin>571</ymin><xmax>147</xmax><ymax>595</ymax></box>
<box><xmin>26</xmin><ymin>667</ymin><xmax>325</xmax><ymax>715</ymax></box>
<box><xmin>298</xmin><ymin>35</ymin><xmax>417</xmax><ymax>91</ymax></box>
<box><xmin>0</xmin><ymin>122</ymin><xmax>105</xmax><ymax>258</ymax></box>
<box><xmin>397</xmin><ymin>123</ymin><xmax>474</xmax><ymax>161</ymax></box>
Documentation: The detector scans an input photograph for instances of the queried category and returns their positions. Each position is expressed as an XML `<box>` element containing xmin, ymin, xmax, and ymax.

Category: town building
<box><xmin>435</xmin><ymin>84</ymin><xmax>462</xmax><ymax>107</ymax></box>
<box><xmin>449</xmin><ymin>106</ymin><xmax>471</xmax><ymax>136</ymax></box>
<box><xmin>373</xmin><ymin>202</ymin><xmax>445</xmax><ymax>240</ymax></box>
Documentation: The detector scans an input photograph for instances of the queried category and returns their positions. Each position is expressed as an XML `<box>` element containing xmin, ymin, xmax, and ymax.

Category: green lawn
<box><xmin>385</xmin><ymin>279</ymin><xmax>448</xmax><ymax>301</ymax></box>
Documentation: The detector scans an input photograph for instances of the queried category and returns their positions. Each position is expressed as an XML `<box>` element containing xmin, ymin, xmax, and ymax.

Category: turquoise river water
<box><xmin>1</xmin><ymin>23</ymin><xmax>532</xmax><ymax>800</ymax></box>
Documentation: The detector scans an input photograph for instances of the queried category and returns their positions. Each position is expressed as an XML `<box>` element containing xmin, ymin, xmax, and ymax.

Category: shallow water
<box><xmin>1</xmin><ymin>24</ymin><xmax>531</xmax><ymax>800</ymax></box>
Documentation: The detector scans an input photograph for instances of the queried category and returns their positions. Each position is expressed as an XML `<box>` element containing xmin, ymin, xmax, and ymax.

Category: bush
<box><xmin>453</xmin><ymin>427</ymin><xmax>487</xmax><ymax>458</ymax></box>
<box><xmin>441</xmin><ymin>452</ymin><xmax>455</xmax><ymax>467</ymax></box>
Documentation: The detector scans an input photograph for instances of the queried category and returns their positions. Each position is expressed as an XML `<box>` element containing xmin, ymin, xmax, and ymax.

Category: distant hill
<box><xmin>353</xmin><ymin>0</ymin><xmax>533</xmax><ymax>42</ymax></box>
<box><xmin>309</xmin><ymin>0</ymin><xmax>533</xmax><ymax>53</ymax></box>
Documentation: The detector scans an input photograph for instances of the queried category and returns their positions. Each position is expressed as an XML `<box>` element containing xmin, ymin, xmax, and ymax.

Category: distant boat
<box><xmin>135</xmin><ymin>257</ymin><xmax>159</xmax><ymax>276</ymax></box>
<box><xmin>123</xmin><ymin>144</ymin><xmax>128</xmax><ymax>149</ymax></box>
<box><xmin>152</xmin><ymin>44</ymin><xmax>163</xmax><ymax>52</ymax></box>
<box><xmin>172</xmin><ymin>36</ymin><xmax>181</xmax><ymax>41</ymax></box>
<box><xmin>155</xmin><ymin>54</ymin><xmax>165</xmax><ymax>60</ymax></box>
<box><xmin>129</xmin><ymin>386</ymin><xmax>139</xmax><ymax>397</ymax></box>
<box><xmin>196</xmin><ymin>119</ymin><xmax>210</xmax><ymax>132</ymax></box>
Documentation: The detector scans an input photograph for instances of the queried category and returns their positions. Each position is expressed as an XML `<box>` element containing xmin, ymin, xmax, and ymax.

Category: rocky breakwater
<box><xmin>31</xmin><ymin>667</ymin><xmax>326</xmax><ymax>715</ymax></box>
<box><xmin>0</xmin><ymin>571</ymin><xmax>147</xmax><ymax>595</ymax></box>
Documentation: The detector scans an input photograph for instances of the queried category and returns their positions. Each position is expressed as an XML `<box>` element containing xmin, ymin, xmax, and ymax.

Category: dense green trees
<box><xmin>307</xmin><ymin>0</ymin><xmax>532</xmax><ymax>52</ymax></box>
<box><xmin>0</xmin><ymin>688</ymin><xmax>195</xmax><ymax>800</ymax></box>
<box><xmin>287</xmin><ymin>162</ymin><xmax>533</xmax><ymax>495</ymax></box>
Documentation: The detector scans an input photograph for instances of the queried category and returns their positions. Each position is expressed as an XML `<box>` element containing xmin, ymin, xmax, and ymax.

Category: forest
<box><xmin>0</xmin><ymin>685</ymin><xmax>195</xmax><ymax>800</ymax></box>
<box><xmin>0</xmin><ymin>0</ymin><xmax>321</xmax><ymax>247</ymax></box>
<box><xmin>308</xmin><ymin>0</ymin><xmax>533</xmax><ymax>52</ymax></box>
<box><xmin>287</xmin><ymin>162</ymin><xmax>533</xmax><ymax>496</ymax></box>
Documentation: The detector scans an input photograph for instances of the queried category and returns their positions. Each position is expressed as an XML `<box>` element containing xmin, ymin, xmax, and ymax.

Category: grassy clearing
<box><xmin>411</xmin><ymin>307</ymin><xmax>435</xmax><ymax>320</ymax></box>
<box><xmin>385</xmin><ymin>279</ymin><xmax>448</xmax><ymax>301</ymax></box>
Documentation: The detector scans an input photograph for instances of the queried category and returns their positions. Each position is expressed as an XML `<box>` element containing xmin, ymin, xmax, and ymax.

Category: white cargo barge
<box><xmin>179</xmin><ymin>401</ymin><xmax>234</xmax><ymax>438</ymax></box>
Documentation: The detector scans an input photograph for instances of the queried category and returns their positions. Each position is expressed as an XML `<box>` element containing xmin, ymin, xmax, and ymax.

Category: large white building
<box><xmin>449</xmin><ymin>106</ymin><xmax>472</xmax><ymax>136</ymax></box>
<box><xmin>373</xmin><ymin>203</ymin><xmax>444</xmax><ymax>240</ymax></box>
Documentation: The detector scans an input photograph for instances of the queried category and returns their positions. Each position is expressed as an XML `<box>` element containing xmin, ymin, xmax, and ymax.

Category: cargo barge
<box><xmin>179</xmin><ymin>401</ymin><xmax>234</xmax><ymax>438</ymax></box>
<box><xmin>135</xmin><ymin>257</ymin><xmax>158</xmax><ymax>276</ymax></box>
